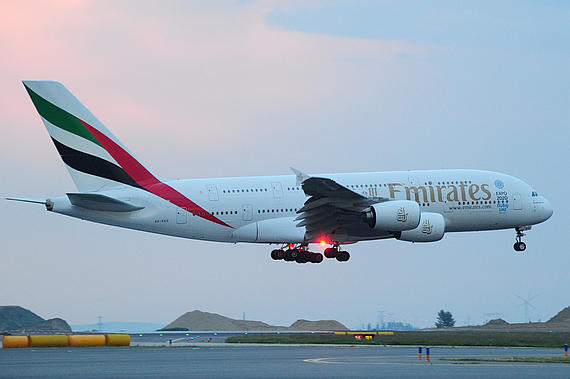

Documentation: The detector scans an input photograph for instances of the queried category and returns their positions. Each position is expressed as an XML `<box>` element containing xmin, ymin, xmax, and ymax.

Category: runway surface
<box><xmin>1</xmin><ymin>344</ymin><xmax>569</xmax><ymax>378</ymax></box>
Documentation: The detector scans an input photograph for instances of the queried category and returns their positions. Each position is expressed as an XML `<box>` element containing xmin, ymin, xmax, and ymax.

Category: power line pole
<box><xmin>97</xmin><ymin>316</ymin><xmax>103</xmax><ymax>332</ymax></box>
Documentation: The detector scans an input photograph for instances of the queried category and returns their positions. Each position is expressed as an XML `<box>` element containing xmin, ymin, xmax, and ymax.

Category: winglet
<box><xmin>290</xmin><ymin>167</ymin><xmax>311</xmax><ymax>186</ymax></box>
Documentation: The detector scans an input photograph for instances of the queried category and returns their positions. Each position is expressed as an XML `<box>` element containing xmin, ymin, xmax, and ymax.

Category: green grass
<box><xmin>225</xmin><ymin>331</ymin><xmax>570</xmax><ymax>348</ymax></box>
<box><xmin>441</xmin><ymin>357</ymin><xmax>570</xmax><ymax>364</ymax></box>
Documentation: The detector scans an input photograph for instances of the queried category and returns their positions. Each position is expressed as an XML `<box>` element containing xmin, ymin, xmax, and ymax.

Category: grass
<box><xmin>441</xmin><ymin>357</ymin><xmax>570</xmax><ymax>364</ymax></box>
<box><xmin>225</xmin><ymin>331</ymin><xmax>570</xmax><ymax>348</ymax></box>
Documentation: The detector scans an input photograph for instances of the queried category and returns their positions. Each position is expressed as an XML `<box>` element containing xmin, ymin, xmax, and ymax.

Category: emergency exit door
<box><xmin>176</xmin><ymin>207</ymin><xmax>187</xmax><ymax>224</ymax></box>
<box><xmin>242</xmin><ymin>204</ymin><xmax>253</xmax><ymax>221</ymax></box>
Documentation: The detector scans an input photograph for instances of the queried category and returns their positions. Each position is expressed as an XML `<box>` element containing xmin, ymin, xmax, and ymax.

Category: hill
<box><xmin>0</xmin><ymin>306</ymin><xmax>71</xmax><ymax>334</ymax></box>
<box><xmin>160</xmin><ymin>310</ymin><xmax>349</xmax><ymax>331</ymax></box>
<box><xmin>160</xmin><ymin>310</ymin><xmax>282</xmax><ymax>331</ymax></box>
<box><xmin>288</xmin><ymin>319</ymin><xmax>349</xmax><ymax>331</ymax></box>
<box><xmin>0</xmin><ymin>306</ymin><xmax>44</xmax><ymax>330</ymax></box>
<box><xmin>429</xmin><ymin>305</ymin><xmax>570</xmax><ymax>332</ymax></box>
<box><xmin>547</xmin><ymin>306</ymin><xmax>570</xmax><ymax>323</ymax></box>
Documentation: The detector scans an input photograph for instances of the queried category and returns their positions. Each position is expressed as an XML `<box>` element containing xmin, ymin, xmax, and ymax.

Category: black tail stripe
<box><xmin>51</xmin><ymin>138</ymin><xmax>143</xmax><ymax>190</ymax></box>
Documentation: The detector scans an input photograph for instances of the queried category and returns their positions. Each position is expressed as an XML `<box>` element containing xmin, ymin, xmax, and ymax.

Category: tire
<box><xmin>296</xmin><ymin>250</ymin><xmax>309</xmax><ymax>263</ymax></box>
<box><xmin>324</xmin><ymin>248</ymin><xmax>337</xmax><ymax>258</ymax></box>
<box><xmin>312</xmin><ymin>253</ymin><xmax>323</xmax><ymax>263</ymax></box>
<box><xmin>284</xmin><ymin>249</ymin><xmax>295</xmax><ymax>261</ymax></box>
<box><xmin>336</xmin><ymin>251</ymin><xmax>350</xmax><ymax>262</ymax></box>
<box><xmin>271</xmin><ymin>249</ymin><xmax>283</xmax><ymax>260</ymax></box>
<box><xmin>519</xmin><ymin>242</ymin><xmax>526</xmax><ymax>251</ymax></box>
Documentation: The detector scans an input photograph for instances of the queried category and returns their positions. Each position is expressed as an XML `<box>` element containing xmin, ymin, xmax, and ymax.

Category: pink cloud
<box><xmin>0</xmin><ymin>1</ymin><xmax>435</xmax><ymax>174</ymax></box>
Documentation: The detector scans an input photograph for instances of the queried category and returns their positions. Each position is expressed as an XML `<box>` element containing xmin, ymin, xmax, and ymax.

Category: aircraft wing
<box><xmin>292</xmin><ymin>169</ymin><xmax>388</xmax><ymax>241</ymax></box>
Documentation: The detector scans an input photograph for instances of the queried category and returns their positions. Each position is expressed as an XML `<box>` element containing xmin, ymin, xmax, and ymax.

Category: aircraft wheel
<box><xmin>336</xmin><ymin>251</ymin><xmax>350</xmax><ymax>262</ymax></box>
<box><xmin>324</xmin><ymin>248</ymin><xmax>337</xmax><ymax>258</ymax></box>
<box><xmin>276</xmin><ymin>249</ymin><xmax>284</xmax><ymax>259</ymax></box>
<box><xmin>271</xmin><ymin>249</ymin><xmax>284</xmax><ymax>260</ymax></box>
<box><xmin>514</xmin><ymin>242</ymin><xmax>526</xmax><ymax>252</ymax></box>
<box><xmin>284</xmin><ymin>249</ymin><xmax>296</xmax><ymax>261</ymax></box>
<box><xmin>296</xmin><ymin>250</ymin><xmax>309</xmax><ymax>263</ymax></box>
<box><xmin>312</xmin><ymin>253</ymin><xmax>323</xmax><ymax>263</ymax></box>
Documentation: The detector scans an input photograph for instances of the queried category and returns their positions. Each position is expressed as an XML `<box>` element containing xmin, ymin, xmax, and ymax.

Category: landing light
<box><xmin>320</xmin><ymin>240</ymin><xmax>326</xmax><ymax>245</ymax></box>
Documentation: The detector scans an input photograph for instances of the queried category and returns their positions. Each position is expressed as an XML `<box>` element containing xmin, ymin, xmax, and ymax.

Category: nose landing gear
<box><xmin>513</xmin><ymin>226</ymin><xmax>531</xmax><ymax>252</ymax></box>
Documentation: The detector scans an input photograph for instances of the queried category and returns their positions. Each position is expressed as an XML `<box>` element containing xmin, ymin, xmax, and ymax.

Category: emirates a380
<box><xmin>9</xmin><ymin>81</ymin><xmax>553</xmax><ymax>263</ymax></box>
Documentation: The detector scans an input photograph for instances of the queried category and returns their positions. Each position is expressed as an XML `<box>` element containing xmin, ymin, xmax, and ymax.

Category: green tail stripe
<box><xmin>24</xmin><ymin>85</ymin><xmax>101</xmax><ymax>147</ymax></box>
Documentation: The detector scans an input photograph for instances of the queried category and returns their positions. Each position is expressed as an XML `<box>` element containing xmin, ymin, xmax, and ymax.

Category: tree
<box><xmin>435</xmin><ymin>309</ymin><xmax>455</xmax><ymax>328</ymax></box>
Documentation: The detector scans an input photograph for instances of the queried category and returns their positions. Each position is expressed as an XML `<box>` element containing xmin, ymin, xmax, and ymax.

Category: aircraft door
<box><xmin>271</xmin><ymin>182</ymin><xmax>283</xmax><ymax>200</ymax></box>
<box><xmin>207</xmin><ymin>184</ymin><xmax>219</xmax><ymax>201</ymax></box>
<box><xmin>242</xmin><ymin>204</ymin><xmax>253</xmax><ymax>221</ymax></box>
<box><xmin>176</xmin><ymin>207</ymin><xmax>187</xmax><ymax>224</ymax></box>
<box><xmin>513</xmin><ymin>193</ymin><xmax>522</xmax><ymax>210</ymax></box>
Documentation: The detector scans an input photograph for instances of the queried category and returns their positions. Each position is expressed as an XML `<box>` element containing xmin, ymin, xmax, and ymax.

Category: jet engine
<box><xmin>396</xmin><ymin>212</ymin><xmax>445</xmax><ymax>242</ymax></box>
<box><xmin>364</xmin><ymin>200</ymin><xmax>421</xmax><ymax>232</ymax></box>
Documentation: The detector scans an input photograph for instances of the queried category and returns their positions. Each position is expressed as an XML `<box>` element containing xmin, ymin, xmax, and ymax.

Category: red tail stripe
<box><xmin>81</xmin><ymin>120</ymin><xmax>232</xmax><ymax>228</ymax></box>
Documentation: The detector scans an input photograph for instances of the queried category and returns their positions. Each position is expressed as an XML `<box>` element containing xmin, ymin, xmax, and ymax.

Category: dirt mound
<box><xmin>160</xmin><ymin>310</ymin><xmax>284</xmax><ymax>331</ymax></box>
<box><xmin>485</xmin><ymin>318</ymin><xmax>509</xmax><ymax>326</ymax></box>
<box><xmin>288</xmin><ymin>319</ymin><xmax>349</xmax><ymax>331</ymax></box>
<box><xmin>160</xmin><ymin>310</ymin><xmax>349</xmax><ymax>332</ymax></box>
<box><xmin>547</xmin><ymin>306</ymin><xmax>570</xmax><ymax>323</ymax></box>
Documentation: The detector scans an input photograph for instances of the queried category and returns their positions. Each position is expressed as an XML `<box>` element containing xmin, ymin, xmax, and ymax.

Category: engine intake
<box><xmin>364</xmin><ymin>200</ymin><xmax>421</xmax><ymax>232</ymax></box>
<box><xmin>396</xmin><ymin>212</ymin><xmax>445</xmax><ymax>242</ymax></box>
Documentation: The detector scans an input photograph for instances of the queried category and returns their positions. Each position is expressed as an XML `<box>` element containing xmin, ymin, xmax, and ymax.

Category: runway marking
<box><xmin>303</xmin><ymin>356</ymin><xmax>565</xmax><ymax>368</ymax></box>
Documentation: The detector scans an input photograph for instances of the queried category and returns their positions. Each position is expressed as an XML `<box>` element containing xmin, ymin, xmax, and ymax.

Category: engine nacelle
<box><xmin>397</xmin><ymin>212</ymin><xmax>445</xmax><ymax>242</ymax></box>
<box><xmin>365</xmin><ymin>200</ymin><xmax>421</xmax><ymax>232</ymax></box>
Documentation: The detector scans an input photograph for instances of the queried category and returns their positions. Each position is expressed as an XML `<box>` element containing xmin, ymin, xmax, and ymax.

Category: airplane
<box><xmin>7</xmin><ymin>81</ymin><xmax>553</xmax><ymax>264</ymax></box>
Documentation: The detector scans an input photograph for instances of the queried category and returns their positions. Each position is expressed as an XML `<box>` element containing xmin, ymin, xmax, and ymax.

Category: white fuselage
<box><xmin>47</xmin><ymin>169</ymin><xmax>553</xmax><ymax>246</ymax></box>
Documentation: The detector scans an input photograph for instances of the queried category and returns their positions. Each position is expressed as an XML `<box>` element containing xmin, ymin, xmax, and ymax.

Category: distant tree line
<box><xmin>365</xmin><ymin>321</ymin><xmax>417</xmax><ymax>331</ymax></box>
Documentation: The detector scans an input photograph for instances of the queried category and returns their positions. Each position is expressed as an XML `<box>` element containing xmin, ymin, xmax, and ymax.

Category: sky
<box><xmin>1</xmin><ymin>0</ymin><xmax>568</xmax><ymax>329</ymax></box>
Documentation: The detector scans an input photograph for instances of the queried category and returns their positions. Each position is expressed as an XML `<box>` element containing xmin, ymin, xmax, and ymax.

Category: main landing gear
<box><xmin>271</xmin><ymin>245</ymin><xmax>323</xmax><ymax>264</ymax></box>
<box><xmin>514</xmin><ymin>226</ymin><xmax>530</xmax><ymax>252</ymax></box>
<box><xmin>323</xmin><ymin>246</ymin><xmax>350</xmax><ymax>262</ymax></box>
<box><xmin>270</xmin><ymin>243</ymin><xmax>351</xmax><ymax>263</ymax></box>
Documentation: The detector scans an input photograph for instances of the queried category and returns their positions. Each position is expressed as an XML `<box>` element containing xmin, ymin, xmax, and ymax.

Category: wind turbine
<box><xmin>516</xmin><ymin>292</ymin><xmax>539</xmax><ymax>322</ymax></box>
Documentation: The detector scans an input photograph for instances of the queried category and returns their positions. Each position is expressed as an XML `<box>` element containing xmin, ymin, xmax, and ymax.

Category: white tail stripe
<box><xmin>42</xmin><ymin>117</ymin><xmax>119</xmax><ymax>166</ymax></box>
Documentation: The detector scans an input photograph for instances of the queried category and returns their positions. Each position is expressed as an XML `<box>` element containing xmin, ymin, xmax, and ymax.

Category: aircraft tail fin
<box><xmin>23</xmin><ymin>81</ymin><xmax>158</xmax><ymax>192</ymax></box>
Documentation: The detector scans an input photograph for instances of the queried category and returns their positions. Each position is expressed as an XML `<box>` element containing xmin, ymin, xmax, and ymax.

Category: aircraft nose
<box><xmin>543</xmin><ymin>198</ymin><xmax>554</xmax><ymax>220</ymax></box>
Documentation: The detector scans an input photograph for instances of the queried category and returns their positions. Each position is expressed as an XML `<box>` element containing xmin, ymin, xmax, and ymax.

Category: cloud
<box><xmin>0</xmin><ymin>0</ymin><xmax>433</xmax><ymax>169</ymax></box>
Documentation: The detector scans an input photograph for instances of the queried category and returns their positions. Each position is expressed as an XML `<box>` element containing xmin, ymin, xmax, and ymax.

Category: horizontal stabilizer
<box><xmin>67</xmin><ymin>193</ymin><xmax>144</xmax><ymax>212</ymax></box>
<box><xmin>6</xmin><ymin>197</ymin><xmax>47</xmax><ymax>205</ymax></box>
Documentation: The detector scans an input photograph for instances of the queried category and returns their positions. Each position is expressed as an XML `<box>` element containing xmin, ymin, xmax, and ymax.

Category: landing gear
<box><xmin>336</xmin><ymin>251</ymin><xmax>350</xmax><ymax>262</ymax></box>
<box><xmin>513</xmin><ymin>226</ymin><xmax>530</xmax><ymax>252</ymax></box>
<box><xmin>270</xmin><ymin>249</ymin><xmax>284</xmax><ymax>260</ymax></box>
<box><xmin>323</xmin><ymin>245</ymin><xmax>350</xmax><ymax>262</ymax></box>
<box><xmin>269</xmin><ymin>245</ymin><xmax>326</xmax><ymax>264</ymax></box>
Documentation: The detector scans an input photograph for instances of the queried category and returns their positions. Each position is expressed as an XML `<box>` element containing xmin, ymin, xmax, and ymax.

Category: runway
<box><xmin>1</xmin><ymin>344</ymin><xmax>568</xmax><ymax>378</ymax></box>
